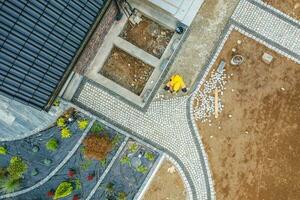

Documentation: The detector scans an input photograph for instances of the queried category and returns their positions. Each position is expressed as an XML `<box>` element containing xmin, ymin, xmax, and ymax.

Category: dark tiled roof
<box><xmin>0</xmin><ymin>0</ymin><xmax>106</xmax><ymax>109</ymax></box>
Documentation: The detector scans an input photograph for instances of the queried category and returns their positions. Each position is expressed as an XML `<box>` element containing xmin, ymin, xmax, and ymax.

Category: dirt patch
<box><xmin>142</xmin><ymin>160</ymin><xmax>187</xmax><ymax>200</ymax></box>
<box><xmin>100</xmin><ymin>47</ymin><xmax>154</xmax><ymax>95</ymax></box>
<box><xmin>120</xmin><ymin>16</ymin><xmax>173</xmax><ymax>58</ymax></box>
<box><xmin>194</xmin><ymin>31</ymin><xmax>300</xmax><ymax>200</ymax></box>
<box><xmin>263</xmin><ymin>0</ymin><xmax>300</xmax><ymax>20</ymax></box>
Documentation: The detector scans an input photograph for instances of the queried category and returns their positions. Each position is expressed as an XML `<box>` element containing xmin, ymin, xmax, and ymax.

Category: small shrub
<box><xmin>43</xmin><ymin>159</ymin><xmax>53</xmax><ymax>166</ymax></box>
<box><xmin>105</xmin><ymin>182</ymin><xmax>114</xmax><ymax>194</ymax></box>
<box><xmin>61</xmin><ymin>127</ymin><xmax>72</xmax><ymax>139</ymax></box>
<box><xmin>120</xmin><ymin>156</ymin><xmax>130</xmax><ymax>165</ymax></box>
<box><xmin>53</xmin><ymin>99</ymin><xmax>60</xmax><ymax>107</ymax></box>
<box><xmin>87</xmin><ymin>173</ymin><xmax>95</xmax><ymax>181</ymax></box>
<box><xmin>47</xmin><ymin>189</ymin><xmax>55</xmax><ymax>197</ymax></box>
<box><xmin>0</xmin><ymin>146</ymin><xmax>7</xmax><ymax>155</ymax></box>
<box><xmin>90</xmin><ymin>122</ymin><xmax>104</xmax><ymax>133</ymax></box>
<box><xmin>46</xmin><ymin>138</ymin><xmax>59</xmax><ymax>151</ymax></box>
<box><xmin>83</xmin><ymin>134</ymin><xmax>112</xmax><ymax>160</ymax></box>
<box><xmin>67</xmin><ymin>169</ymin><xmax>76</xmax><ymax>178</ymax></box>
<box><xmin>32</xmin><ymin>145</ymin><xmax>39</xmax><ymax>153</ymax></box>
<box><xmin>73</xmin><ymin>194</ymin><xmax>80</xmax><ymax>200</ymax></box>
<box><xmin>0</xmin><ymin>178</ymin><xmax>20</xmax><ymax>193</ymax></box>
<box><xmin>118</xmin><ymin>192</ymin><xmax>127</xmax><ymax>200</ymax></box>
<box><xmin>136</xmin><ymin>165</ymin><xmax>148</xmax><ymax>174</ymax></box>
<box><xmin>128</xmin><ymin>143</ymin><xmax>138</xmax><ymax>153</ymax></box>
<box><xmin>7</xmin><ymin>156</ymin><xmax>28</xmax><ymax>179</ymax></box>
<box><xmin>112</xmin><ymin>135</ymin><xmax>121</xmax><ymax>147</ymax></box>
<box><xmin>144</xmin><ymin>152</ymin><xmax>155</xmax><ymax>161</ymax></box>
<box><xmin>54</xmin><ymin>182</ymin><xmax>73</xmax><ymax>199</ymax></box>
<box><xmin>57</xmin><ymin>117</ymin><xmax>66</xmax><ymax>128</ymax></box>
<box><xmin>80</xmin><ymin>159</ymin><xmax>92</xmax><ymax>171</ymax></box>
<box><xmin>77</xmin><ymin>119</ymin><xmax>89</xmax><ymax>130</ymax></box>
<box><xmin>74</xmin><ymin>179</ymin><xmax>81</xmax><ymax>190</ymax></box>
<box><xmin>99</xmin><ymin>159</ymin><xmax>106</xmax><ymax>167</ymax></box>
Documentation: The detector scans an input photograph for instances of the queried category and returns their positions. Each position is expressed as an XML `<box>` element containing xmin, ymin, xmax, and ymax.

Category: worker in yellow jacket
<box><xmin>164</xmin><ymin>74</ymin><xmax>187</xmax><ymax>93</ymax></box>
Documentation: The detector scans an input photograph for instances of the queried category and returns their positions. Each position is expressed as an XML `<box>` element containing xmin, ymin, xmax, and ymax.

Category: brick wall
<box><xmin>74</xmin><ymin>1</ymin><xmax>118</xmax><ymax>74</ymax></box>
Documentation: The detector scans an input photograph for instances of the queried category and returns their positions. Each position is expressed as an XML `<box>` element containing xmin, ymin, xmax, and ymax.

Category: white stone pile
<box><xmin>194</xmin><ymin>69</ymin><xmax>227</xmax><ymax>122</ymax></box>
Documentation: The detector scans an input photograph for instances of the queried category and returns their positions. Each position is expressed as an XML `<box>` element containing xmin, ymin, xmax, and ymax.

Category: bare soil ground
<box><xmin>194</xmin><ymin>31</ymin><xmax>300</xmax><ymax>200</ymax></box>
<box><xmin>100</xmin><ymin>47</ymin><xmax>154</xmax><ymax>95</ymax></box>
<box><xmin>263</xmin><ymin>0</ymin><xmax>300</xmax><ymax>20</ymax></box>
<box><xmin>120</xmin><ymin>16</ymin><xmax>173</xmax><ymax>58</ymax></box>
<box><xmin>142</xmin><ymin>161</ymin><xmax>186</xmax><ymax>200</ymax></box>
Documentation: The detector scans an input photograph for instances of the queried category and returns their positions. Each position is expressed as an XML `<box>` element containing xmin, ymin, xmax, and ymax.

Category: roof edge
<box><xmin>44</xmin><ymin>0</ymin><xmax>114</xmax><ymax>111</ymax></box>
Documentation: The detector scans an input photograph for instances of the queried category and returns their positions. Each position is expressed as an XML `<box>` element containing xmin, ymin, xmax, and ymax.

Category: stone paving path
<box><xmin>73</xmin><ymin>81</ymin><xmax>213</xmax><ymax>200</ymax></box>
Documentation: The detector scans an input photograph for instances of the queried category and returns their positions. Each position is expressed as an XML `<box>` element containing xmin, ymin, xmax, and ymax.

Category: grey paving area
<box><xmin>73</xmin><ymin>81</ymin><xmax>213</xmax><ymax>200</ymax></box>
<box><xmin>232</xmin><ymin>0</ymin><xmax>300</xmax><ymax>58</ymax></box>
<box><xmin>0</xmin><ymin>95</ymin><xmax>69</xmax><ymax>141</ymax></box>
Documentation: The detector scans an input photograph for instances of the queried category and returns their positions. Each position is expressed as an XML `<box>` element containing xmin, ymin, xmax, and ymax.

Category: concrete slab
<box><xmin>144</xmin><ymin>0</ymin><xmax>205</xmax><ymax>25</ymax></box>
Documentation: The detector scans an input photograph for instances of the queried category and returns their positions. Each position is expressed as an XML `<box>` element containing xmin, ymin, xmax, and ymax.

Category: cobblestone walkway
<box><xmin>73</xmin><ymin>81</ymin><xmax>213</xmax><ymax>200</ymax></box>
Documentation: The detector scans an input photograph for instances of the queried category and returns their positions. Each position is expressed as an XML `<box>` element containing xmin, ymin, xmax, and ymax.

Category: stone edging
<box><xmin>86</xmin><ymin>136</ymin><xmax>129</xmax><ymax>200</ymax></box>
<box><xmin>0</xmin><ymin>119</ymin><xmax>96</xmax><ymax>199</ymax></box>
<box><xmin>165</xmin><ymin>154</ymin><xmax>194</xmax><ymax>200</ymax></box>
<box><xmin>249</xmin><ymin>0</ymin><xmax>300</xmax><ymax>28</ymax></box>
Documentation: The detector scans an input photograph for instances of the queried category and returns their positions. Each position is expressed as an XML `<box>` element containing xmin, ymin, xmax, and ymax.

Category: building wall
<box><xmin>74</xmin><ymin>1</ymin><xmax>118</xmax><ymax>74</ymax></box>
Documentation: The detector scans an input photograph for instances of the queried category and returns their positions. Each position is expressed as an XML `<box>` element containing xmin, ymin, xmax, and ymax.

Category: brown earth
<box><xmin>263</xmin><ymin>0</ymin><xmax>300</xmax><ymax>20</ymax></box>
<box><xmin>120</xmin><ymin>16</ymin><xmax>173</xmax><ymax>58</ymax></box>
<box><xmin>194</xmin><ymin>31</ymin><xmax>300</xmax><ymax>200</ymax></box>
<box><xmin>100</xmin><ymin>47</ymin><xmax>154</xmax><ymax>95</ymax></box>
<box><xmin>142</xmin><ymin>161</ymin><xmax>187</xmax><ymax>200</ymax></box>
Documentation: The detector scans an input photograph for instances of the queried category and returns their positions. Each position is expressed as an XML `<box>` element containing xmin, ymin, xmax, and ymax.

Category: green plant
<box><xmin>105</xmin><ymin>182</ymin><xmax>114</xmax><ymax>194</ymax></box>
<box><xmin>46</xmin><ymin>138</ymin><xmax>59</xmax><ymax>151</ymax></box>
<box><xmin>118</xmin><ymin>192</ymin><xmax>127</xmax><ymax>200</ymax></box>
<box><xmin>120</xmin><ymin>156</ymin><xmax>130</xmax><ymax>165</ymax></box>
<box><xmin>57</xmin><ymin>117</ymin><xmax>66</xmax><ymax>128</ymax></box>
<box><xmin>144</xmin><ymin>152</ymin><xmax>155</xmax><ymax>161</ymax></box>
<box><xmin>99</xmin><ymin>159</ymin><xmax>106</xmax><ymax>167</ymax></box>
<box><xmin>61</xmin><ymin>127</ymin><xmax>72</xmax><ymax>139</ymax></box>
<box><xmin>7</xmin><ymin>156</ymin><xmax>28</xmax><ymax>179</ymax></box>
<box><xmin>136</xmin><ymin>165</ymin><xmax>148</xmax><ymax>174</ymax></box>
<box><xmin>80</xmin><ymin>160</ymin><xmax>92</xmax><ymax>171</ymax></box>
<box><xmin>0</xmin><ymin>146</ymin><xmax>7</xmax><ymax>155</ymax></box>
<box><xmin>90</xmin><ymin>122</ymin><xmax>104</xmax><ymax>133</ymax></box>
<box><xmin>128</xmin><ymin>143</ymin><xmax>138</xmax><ymax>153</ymax></box>
<box><xmin>74</xmin><ymin>178</ymin><xmax>81</xmax><ymax>190</ymax></box>
<box><xmin>0</xmin><ymin>178</ymin><xmax>20</xmax><ymax>193</ymax></box>
<box><xmin>53</xmin><ymin>99</ymin><xmax>60</xmax><ymax>107</ymax></box>
<box><xmin>54</xmin><ymin>182</ymin><xmax>73</xmax><ymax>199</ymax></box>
<box><xmin>112</xmin><ymin>135</ymin><xmax>121</xmax><ymax>147</ymax></box>
<box><xmin>77</xmin><ymin>119</ymin><xmax>89</xmax><ymax>130</ymax></box>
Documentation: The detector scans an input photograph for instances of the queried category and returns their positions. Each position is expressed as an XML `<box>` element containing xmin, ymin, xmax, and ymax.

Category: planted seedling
<box><xmin>136</xmin><ymin>165</ymin><xmax>148</xmax><ymax>174</ymax></box>
<box><xmin>128</xmin><ymin>143</ymin><xmax>138</xmax><ymax>153</ymax></box>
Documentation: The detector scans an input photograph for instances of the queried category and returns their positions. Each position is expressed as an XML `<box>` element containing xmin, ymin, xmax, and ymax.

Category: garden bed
<box><xmin>120</xmin><ymin>16</ymin><xmax>174</xmax><ymax>58</ymax></box>
<box><xmin>0</xmin><ymin>108</ymin><xmax>91</xmax><ymax>195</ymax></box>
<box><xmin>91</xmin><ymin>140</ymin><xmax>160</xmax><ymax>200</ymax></box>
<box><xmin>100</xmin><ymin>47</ymin><xmax>154</xmax><ymax>95</ymax></box>
<box><xmin>263</xmin><ymin>0</ymin><xmax>300</xmax><ymax>20</ymax></box>
<box><xmin>193</xmin><ymin>30</ymin><xmax>300</xmax><ymax>199</ymax></box>
<box><xmin>13</xmin><ymin>121</ymin><xmax>126</xmax><ymax>200</ymax></box>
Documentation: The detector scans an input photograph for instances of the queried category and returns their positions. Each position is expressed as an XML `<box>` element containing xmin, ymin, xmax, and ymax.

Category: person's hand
<box><xmin>164</xmin><ymin>86</ymin><xmax>170</xmax><ymax>91</ymax></box>
<box><xmin>182</xmin><ymin>88</ymin><xmax>187</xmax><ymax>93</ymax></box>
